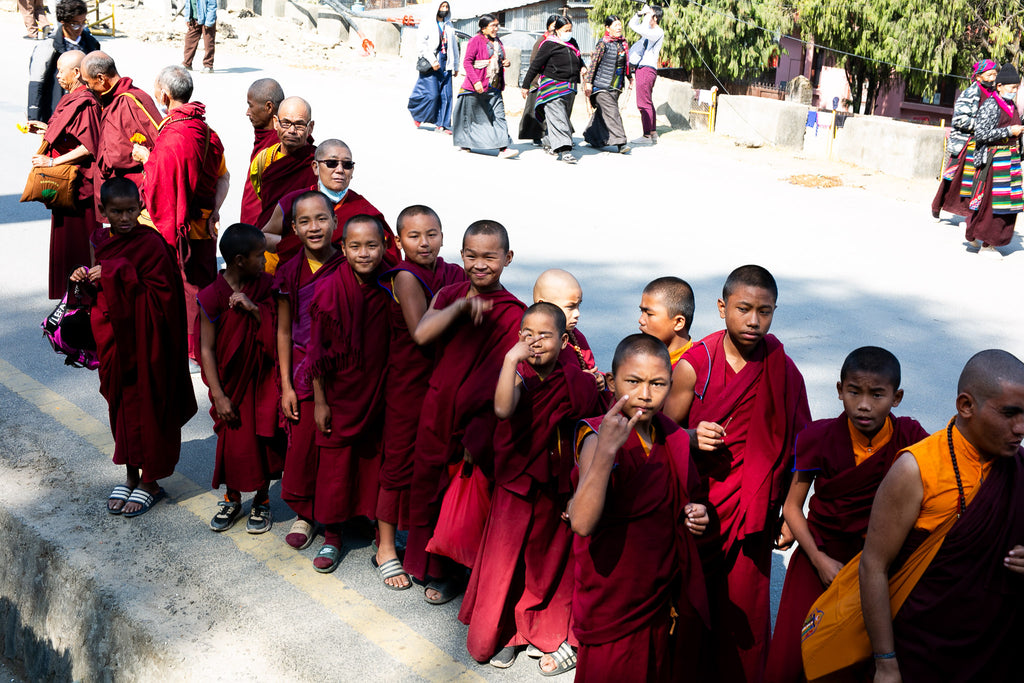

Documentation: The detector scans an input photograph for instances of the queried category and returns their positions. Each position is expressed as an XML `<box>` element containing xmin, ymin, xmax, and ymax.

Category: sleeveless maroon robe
<box><xmin>240</xmin><ymin>127</ymin><xmax>279</xmax><ymax>225</ymax></box>
<box><xmin>307</xmin><ymin>261</ymin><xmax>390</xmax><ymax>524</ymax></box>
<box><xmin>95</xmin><ymin>77</ymin><xmax>160</xmax><ymax>203</ymax></box>
<box><xmin>90</xmin><ymin>226</ymin><xmax>197</xmax><ymax>483</ymax></box>
<box><xmin>275</xmin><ymin>185</ymin><xmax>399</xmax><ymax>270</ymax></box>
<box><xmin>682</xmin><ymin>329</ymin><xmax>810</xmax><ymax>683</ymax></box>
<box><xmin>43</xmin><ymin>85</ymin><xmax>101</xmax><ymax>299</ymax></box>
<box><xmin>572</xmin><ymin>412</ymin><xmax>709</xmax><ymax>682</ymax></box>
<box><xmin>196</xmin><ymin>273</ymin><xmax>284</xmax><ymax>492</ymax></box>
<box><xmin>273</xmin><ymin>249</ymin><xmax>346</xmax><ymax>520</ymax></box>
<box><xmin>405</xmin><ymin>281</ymin><xmax>526</xmax><ymax>582</ymax></box>
<box><xmin>764</xmin><ymin>414</ymin><xmax>928</xmax><ymax>683</ymax></box>
<box><xmin>459</xmin><ymin>360</ymin><xmax>602</xmax><ymax>661</ymax></box>
<box><xmin>376</xmin><ymin>258</ymin><xmax>467</xmax><ymax>528</ymax></box>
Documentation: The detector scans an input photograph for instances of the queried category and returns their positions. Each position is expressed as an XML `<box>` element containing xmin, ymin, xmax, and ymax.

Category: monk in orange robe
<box><xmin>240</xmin><ymin>78</ymin><xmax>284</xmax><ymax>225</ymax></box>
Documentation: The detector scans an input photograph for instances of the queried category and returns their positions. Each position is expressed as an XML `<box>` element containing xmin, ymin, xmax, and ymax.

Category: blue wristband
<box><xmin>872</xmin><ymin>652</ymin><xmax>897</xmax><ymax>660</ymax></box>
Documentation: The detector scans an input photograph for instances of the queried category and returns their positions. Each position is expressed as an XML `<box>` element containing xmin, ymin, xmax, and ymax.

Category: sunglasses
<box><xmin>316</xmin><ymin>159</ymin><xmax>355</xmax><ymax>170</ymax></box>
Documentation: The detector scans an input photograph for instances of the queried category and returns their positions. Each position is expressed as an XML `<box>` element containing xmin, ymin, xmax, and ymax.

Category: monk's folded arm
<box><xmin>568</xmin><ymin>434</ymin><xmax>615</xmax><ymax>537</ymax></box>
<box><xmin>860</xmin><ymin>453</ymin><xmax>924</xmax><ymax>666</ymax></box>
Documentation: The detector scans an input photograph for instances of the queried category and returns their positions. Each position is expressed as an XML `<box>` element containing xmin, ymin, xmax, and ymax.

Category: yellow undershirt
<box><xmin>848</xmin><ymin>415</ymin><xmax>894</xmax><ymax>466</ymax></box>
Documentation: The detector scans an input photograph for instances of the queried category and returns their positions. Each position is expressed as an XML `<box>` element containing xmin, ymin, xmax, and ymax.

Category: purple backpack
<box><xmin>42</xmin><ymin>279</ymin><xmax>99</xmax><ymax>370</ymax></box>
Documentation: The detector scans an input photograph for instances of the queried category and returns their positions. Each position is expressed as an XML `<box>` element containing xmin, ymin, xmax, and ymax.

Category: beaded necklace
<box><xmin>567</xmin><ymin>330</ymin><xmax>588</xmax><ymax>370</ymax></box>
<box><xmin>945</xmin><ymin>420</ymin><xmax>967</xmax><ymax>518</ymax></box>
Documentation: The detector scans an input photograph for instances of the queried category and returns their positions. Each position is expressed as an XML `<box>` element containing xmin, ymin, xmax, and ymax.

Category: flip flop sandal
<box><xmin>123</xmin><ymin>487</ymin><xmax>166</xmax><ymax>518</ymax></box>
<box><xmin>539</xmin><ymin>641</ymin><xmax>577</xmax><ymax>677</ymax></box>
<box><xmin>313</xmin><ymin>545</ymin><xmax>342</xmax><ymax>574</ymax></box>
<box><xmin>371</xmin><ymin>556</ymin><xmax>412</xmax><ymax>591</ymax></box>
<box><xmin>489</xmin><ymin>646</ymin><xmax>517</xmax><ymax>669</ymax></box>
<box><xmin>106</xmin><ymin>485</ymin><xmax>133</xmax><ymax>515</ymax></box>
<box><xmin>424</xmin><ymin>576</ymin><xmax>464</xmax><ymax>605</ymax></box>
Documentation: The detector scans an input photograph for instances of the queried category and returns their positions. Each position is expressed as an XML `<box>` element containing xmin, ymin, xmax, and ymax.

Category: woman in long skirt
<box><xmin>519</xmin><ymin>16</ymin><xmax>584</xmax><ymax>164</ymax></box>
<box><xmin>407</xmin><ymin>1</ymin><xmax>460</xmax><ymax>133</ymax></box>
<box><xmin>453</xmin><ymin>15</ymin><xmax>518</xmax><ymax>159</ymax></box>
<box><xmin>518</xmin><ymin>14</ymin><xmax>559</xmax><ymax>146</ymax></box>
<box><xmin>583</xmin><ymin>15</ymin><xmax>632</xmax><ymax>154</ymax></box>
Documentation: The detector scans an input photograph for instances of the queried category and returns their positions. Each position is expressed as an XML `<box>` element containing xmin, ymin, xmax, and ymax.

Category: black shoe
<box><xmin>210</xmin><ymin>500</ymin><xmax>242</xmax><ymax>531</ymax></box>
<box><xmin>246</xmin><ymin>502</ymin><xmax>273</xmax><ymax>534</ymax></box>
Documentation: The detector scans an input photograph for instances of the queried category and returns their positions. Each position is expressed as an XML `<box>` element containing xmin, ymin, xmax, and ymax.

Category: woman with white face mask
<box><xmin>965</xmin><ymin>62</ymin><xmax>1024</xmax><ymax>254</ymax></box>
<box><xmin>408</xmin><ymin>1</ymin><xmax>460</xmax><ymax>133</ymax></box>
<box><xmin>520</xmin><ymin>15</ymin><xmax>585</xmax><ymax>164</ymax></box>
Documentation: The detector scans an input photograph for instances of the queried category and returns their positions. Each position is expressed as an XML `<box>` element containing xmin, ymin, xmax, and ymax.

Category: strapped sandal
<box><xmin>106</xmin><ymin>485</ymin><xmax>133</xmax><ymax>515</ymax></box>
<box><xmin>539</xmin><ymin>641</ymin><xmax>577</xmax><ymax>677</ymax></box>
<box><xmin>371</xmin><ymin>556</ymin><xmax>412</xmax><ymax>591</ymax></box>
<box><xmin>123</xmin><ymin>487</ymin><xmax>166</xmax><ymax>518</ymax></box>
<box><xmin>313</xmin><ymin>545</ymin><xmax>342</xmax><ymax>574</ymax></box>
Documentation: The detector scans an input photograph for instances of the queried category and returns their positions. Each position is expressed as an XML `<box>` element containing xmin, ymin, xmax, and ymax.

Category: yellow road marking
<box><xmin>0</xmin><ymin>358</ymin><xmax>483</xmax><ymax>683</ymax></box>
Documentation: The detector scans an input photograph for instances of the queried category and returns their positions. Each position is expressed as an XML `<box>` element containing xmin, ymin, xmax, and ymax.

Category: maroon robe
<box><xmin>376</xmin><ymin>257</ymin><xmax>467</xmax><ymax>528</ymax></box>
<box><xmin>274</xmin><ymin>249</ymin><xmax>346</xmax><ymax>520</ymax></box>
<box><xmin>891</xmin><ymin>448</ymin><xmax>1024</xmax><ymax>682</ymax></box>
<box><xmin>197</xmin><ymin>273</ymin><xmax>284</xmax><ymax>492</ymax></box>
<box><xmin>43</xmin><ymin>85</ymin><xmax>101</xmax><ymax>299</ymax></box>
<box><xmin>764</xmin><ymin>414</ymin><xmax>928</xmax><ymax>683</ymax></box>
<box><xmin>255</xmin><ymin>142</ymin><xmax>316</xmax><ymax>229</ymax></box>
<box><xmin>90</xmin><ymin>226</ymin><xmax>197</xmax><ymax>482</ymax></box>
<box><xmin>307</xmin><ymin>261</ymin><xmax>390</xmax><ymax>525</ymax></box>
<box><xmin>275</xmin><ymin>185</ymin><xmax>399</xmax><ymax>270</ymax></box>
<box><xmin>240</xmin><ymin>127</ymin><xmax>279</xmax><ymax>225</ymax></box>
<box><xmin>405</xmin><ymin>281</ymin><xmax>526</xmax><ymax>582</ymax></box>
<box><xmin>572</xmin><ymin>412</ymin><xmax>709</xmax><ymax>682</ymax></box>
<box><xmin>95</xmin><ymin>77</ymin><xmax>160</xmax><ymax>201</ymax></box>
<box><xmin>682</xmin><ymin>329</ymin><xmax>810</xmax><ymax>683</ymax></box>
<box><xmin>459</xmin><ymin>360</ymin><xmax>602</xmax><ymax>660</ymax></box>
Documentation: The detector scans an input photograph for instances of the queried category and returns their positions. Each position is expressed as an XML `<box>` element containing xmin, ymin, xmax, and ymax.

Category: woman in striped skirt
<box><xmin>520</xmin><ymin>16</ymin><xmax>585</xmax><ymax>164</ymax></box>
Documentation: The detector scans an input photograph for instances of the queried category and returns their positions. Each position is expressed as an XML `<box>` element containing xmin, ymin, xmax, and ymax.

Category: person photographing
<box><xmin>628</xmin><ymin>4</ymin><xmax>663</xmax><ymax>145</ymax></box>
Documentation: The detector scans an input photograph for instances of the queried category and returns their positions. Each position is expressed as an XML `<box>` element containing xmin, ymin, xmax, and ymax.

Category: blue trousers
<box><xmin>407</xmin><ymin>52</ymin><xmax>453</xmax><ymax>129</ymax></box>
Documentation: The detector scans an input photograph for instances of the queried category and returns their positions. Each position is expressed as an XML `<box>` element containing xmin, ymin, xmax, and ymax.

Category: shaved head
<box><xmin>958</xmin><ymin>350</ymin><xmax>1024</xmax><ymax>403</ymax></box>
<box><xmin>316</xmin><ymin>139</ymin><xmax>351</xmax><ymax>159</ymax></box>
<box><xmin>247</xmin><ymin>78</ymin><xmax>285</xmax><ymax>110</ymax></box>
<box><xmin>533</xmin><ymin>269</ymin><xmax>581</xmax><ymax>301</ymax></box>
<box><xmin>278</xmin><ymin>96</ymin><xmax>312</xmax><ymax>121</ymax></box>
<box><xmin>57</xmin><ymin>50</ymin><xmax>85</xmax><ymax>71</ymax></box>
<box><xmin>81</xmin><ymin>51</ymin><xmax>117</xmax><ymax>79</ymax></box>
<box><xmin>275</xmin><ymin>96</ymin><xmax>314</xmax><ymax>154</ymax></box>
<box><xmin>723</xmin><ymin>264</ymin><xmax>778</xmax><ymax>302</ymax></box>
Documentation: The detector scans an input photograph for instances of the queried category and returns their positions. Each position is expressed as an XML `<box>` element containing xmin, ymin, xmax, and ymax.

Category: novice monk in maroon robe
<box><xmin>274</xmin><ymin>191</ymin><xmax>345</xmax><ymax>550</ymax></box>
<box><xmin>373</xmin><ymin>205</ymin><xmax>466</xmax><ymax>589</ymax></box>
<box><xmin>460</xmin><ymin>303</ymin><xmax>601</xmax><ymax>671</ymax></box>
<box><xmin>241</xmin><ymin>78</ymin><xmax>284</xmax><ymax>225</ymax></box>
<box><xmin>569</xmin><ymin>334</ymin><xmax>710</xmax><ymax>682</ymax></box>
<box><xmin>80</xmin><ymin>53</ymin><xmax>159</xmax><ymax>204</ymax></box>
<box><xmin>72</xmin><ymin>178</ymin><xmax>196</xmax><ymax>518</ymax></box>
<box><xmin>263</xmin><ymin>139</ymin><xmax>398</xmax><ymax>273</ymax></box>
<box><xmin>198</xmin><ymin>224</ymin><xmax>283</xmax><ymax>535</ymax></box>
<box><xmin>36</xmin><ymin>50</ymin><xmax>101</xmax><ymax>299</ymax></box>
<box><xmin>533</xmin><ymin>268</ymin><xmax>603</xmax><ymax>388</ymax></box>
<box><xmin>307</xmin><ymin>214</ymin><xmax>391</xmax><ymax>573</ymax></box>
<box><xmin>407</xmin><ymin>220</ymin><xmax>526</xmax><ymax>604</ymax></box>
<box><xmin>764</xmin><ymin>347</ymin><xmax>927</xmax><ymax>683</ymax></box>
<box><xmin>668</xmin><ymin>265</ymin><xmax>810</xmax><ymax>683</ymax></box>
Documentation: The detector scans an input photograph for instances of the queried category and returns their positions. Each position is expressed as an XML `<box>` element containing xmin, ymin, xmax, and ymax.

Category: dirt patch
<box><xmin>785</xmin><ymin>174</ymin><xmax>844</xmax><ymax>189</ymax></box>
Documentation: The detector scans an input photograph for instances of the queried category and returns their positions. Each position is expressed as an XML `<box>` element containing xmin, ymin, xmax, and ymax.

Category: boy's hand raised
<box><xmin>585</xmin><ymin>368</ymin><xmax>607</xmax><ymax>390</ymax></box>
<box><xmin>694</xmin><ymin>420</ymin><xmax>726</xmax><ymax>451</ymax></box>
<box><xmin>684</xmin><ymin>503</ymin><xmax>709</xmax><ymax>536</ymax></box>
<box><xmin>506</xmin><ymin>337</ymin><xmax>534</xmax><ymax>365</ymax></box>
<box><xmin>596</xmin><ymin>394</ymin><xmax>640</xmax><ymax>456</ymax></box>
<box><xmin>460</xmin><ymin>296</ymin><xmax>493</xmax><ymax>325</ymax></box>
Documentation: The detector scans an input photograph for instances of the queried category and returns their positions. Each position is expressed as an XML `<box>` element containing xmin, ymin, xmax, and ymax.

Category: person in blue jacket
<box><xmin>183</xmin><ymin>0</ymin><xmax>218</xmax><ymax>73</ymax></box>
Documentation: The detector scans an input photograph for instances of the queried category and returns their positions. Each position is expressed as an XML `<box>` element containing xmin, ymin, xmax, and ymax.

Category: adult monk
<box><xmin>667</xmin><ymin>265</ymin><xmax>810</xmax><ymax>683</ymax></box>
<box><xmin>31</xmin><ymin>50</ymin><xmax>101</xmax><ymax>299</ymax></box>
<box><xmin>240</xmin><ymin>78</ymin><xmax>284</xmax><ymax>225</ymax></box>
<box><xmin>248</xmin><ymin>95</ymin><xmax>316</xmax><ymax>268</ymax></box>
<box><xmin>262</xmin><ymin>139</ymin><xmax>397</xmax><ymax>273</ymax></box>
<box><xmin>853</xmin><ymin>350</ymin><xmax>1024</xmax><ymax>683</ymax></box>
<box><xmin>79</xmin><ymin>52</ymin><xmax>160</xmax><ymax>205</ymax></box>
<box><xmin>133</xmin><ymin>65</ymin><xmax>228</xmax><ymax>361</ymax></box>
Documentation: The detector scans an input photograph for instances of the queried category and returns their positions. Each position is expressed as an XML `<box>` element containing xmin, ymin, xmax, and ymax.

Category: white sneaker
<box><xmin>497</xmin><ymin>148</ymin><xmax>519</xmax><ymax>159</ymax></box>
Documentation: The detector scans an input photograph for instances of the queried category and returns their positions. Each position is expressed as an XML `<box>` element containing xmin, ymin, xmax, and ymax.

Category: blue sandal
<box><xmin>123</xmin><ymin>487</ymin><xmax>166</xmax><ymax>518</ymax></box>
<box><xmin>106</xmin><ymin>485</ymin><xmax>133</xmax><ymax>515</ymax></box>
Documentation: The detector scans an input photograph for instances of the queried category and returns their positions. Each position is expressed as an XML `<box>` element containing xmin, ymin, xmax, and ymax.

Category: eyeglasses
<box><xmin>276</xmin><ymin>118</ymin><xmax>309</xmax><ymax>130</ymax></box>
<box><xmin>316</xmin><ymin>159</ymin><xmax>355</xmax><ymax>170</ymax></box>
<box><xmin>66</xmin><ymin>22</ymin><xmax>85</xmax><ymax>29</ymax></box>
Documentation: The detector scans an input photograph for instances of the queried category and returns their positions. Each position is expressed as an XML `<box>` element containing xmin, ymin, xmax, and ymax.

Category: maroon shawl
<box><xmin>255</xmin><ymin>142</ymin><xmax>316</xmax><ymax>228</ymax></box>
<box><xmin>45</xmin><ymin>85</ymin><xmax>101</xmax><ymax>202</ymax></box>
<box><xmin>95</xmin><ymin>78</ymin><xmax>160</xmax><ymax>189</ymax></box>
<box><xmin>91</xmin><ymin>226</ymin><xmax>196</xmax><ymax>480</ymax></box>
<box><xmin>240</xmin><ymin>127</ymin><xmax>279</xmax><ymax>225</ymax></box>
<box><xmin>683</xmin><ymin>329</ymin><xmax>810</xmax><ymax>547</ymax></box>
<box><xmin>572</xmin><ymin>412</ymin><xmax>708</xmax><ymax>644</ymax></box>
<box><xmin>409</xmin><ymin>281</ymin><xmax>526</xmax><ymax>526</ymax></box>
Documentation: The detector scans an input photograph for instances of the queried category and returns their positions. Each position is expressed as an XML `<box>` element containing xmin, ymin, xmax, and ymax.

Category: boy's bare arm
<box><xmin>663</xmin><ymin>358</ymin><xmax>697</xmax><ymax>425</ymax></box>
<box><xmin>784</xmin><ymin>472</ymin><xmax>844</xmax><ymax>586</ymax></box>
<box><xmin>494</xmin><ymin>339</ymin><xmax>531</xmax><ymax>419</ymax></box>
<box><xmin>276</xmin><ymin>297</ymin><xmax>299</xmax><ymax>421</ymax></box>
<box><xmin>393</xmin><ymin>270</ymin><xmax>431</xmax><ymax>332</ymax></box>
<box><xmin>412</xmin><ymin>294</ymin><xmax>492</xmax><ymax>345</ymax></box>
<box><xmin>200</xmin><ymin>315</ymin><xmax>237</xmax><ymax>423</ymax></box>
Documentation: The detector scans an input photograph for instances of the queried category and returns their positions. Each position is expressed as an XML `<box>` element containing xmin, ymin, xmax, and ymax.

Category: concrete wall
<box><xmin>653</xmin><ymin>79</ymin><xmax>694</xmax><ymax>131</ymax></box>
<box><xmin>714</xmin><ymin>94</ymin><xmax>809</xmax><ymax>149</ymax></box>
<box><xmin>833</xmin><ymin>115</ymin><xmax>946</xmax><ymax>180</ymax></box>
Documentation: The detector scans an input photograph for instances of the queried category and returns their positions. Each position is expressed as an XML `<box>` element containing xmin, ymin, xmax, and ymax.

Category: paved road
<box><xmin>1</xmin><ymin>6</ymin><xmax>1021</xmax><ymax>681</ymax></box>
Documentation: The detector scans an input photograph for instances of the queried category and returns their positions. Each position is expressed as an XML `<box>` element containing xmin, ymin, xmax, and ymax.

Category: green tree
<box><xmin>588</xmin><ymin>0</ymin><xmax>792</xmax><ymax>81</ymax></box>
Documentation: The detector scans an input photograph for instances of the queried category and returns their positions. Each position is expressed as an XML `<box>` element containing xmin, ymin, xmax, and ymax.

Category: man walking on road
<box><xmin>628</xmin><ymin>4</ymin><xmax>663</xmax><ymax>145</ymax></box>
<box><xmin>183</xmin><ymin>0</ymin><xmax>218</xmax><ymax>73</ymax></box>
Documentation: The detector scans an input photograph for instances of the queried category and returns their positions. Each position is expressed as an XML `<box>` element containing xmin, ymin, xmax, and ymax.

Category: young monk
<box><xmin>459</xmin><ymin>302</ymin><xmax>602</xmax><ymax>672</ymax></box>
<box><xmin>307</xmin><ymin>213</ymin><xmax>390</xmax><ymax>573</ymax></box>
<box><xmin>197</xmin><ymin>224</ymin><xmax>284</xmax><ymax>534</ymax></box>
<box><xmin>406</xmin><ymin>220</ymin><xmax>526</xmax><ymax>604</ymax></box>
<box><xmin>274</xmin><ymin>191</ymin><xmax>345</xmax><ymax>550</ymax></box>
<box><xmin>533</xmin><ymin>268</ymin><xmax>603</xmax><ymax>387</ymax></box>
<box><xmin>71</xmin><ymin>178</ymin><xmax>196</xmax><ymax>517</ymax></box>
<box><xmin>666</xmin><ymin>265</ymin><xmax>810</xmax><ymax>683</ymax></box>
<box><xmin>764</xmin><ymin>347</ymin><xmax>927</xmax><ymax>683</ymax></box>
<box><xmin>374</xmin><ymin>205</ymin><xmax>466</xmax><ymax>590</ymax></box>
<box><xmin>569</xmin><ymin>334</ymin><xmax>710</xmax><ymax>681</ymax></box>
<box><xmin>639</xmin><ymin>276</ymin><xmax>696</xmax><ymax>368</ymax></box>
